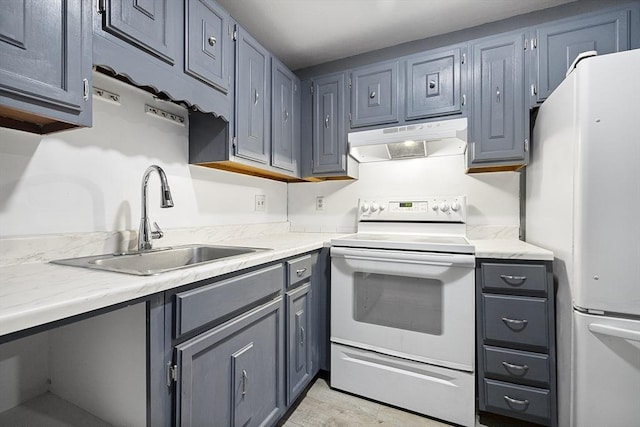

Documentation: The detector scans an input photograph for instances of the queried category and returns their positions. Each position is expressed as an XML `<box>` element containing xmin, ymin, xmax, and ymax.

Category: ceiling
<box><xmin>217</xmin><ymin>0</ymin><xmax>578</xmax><ymax>70</ymax></box>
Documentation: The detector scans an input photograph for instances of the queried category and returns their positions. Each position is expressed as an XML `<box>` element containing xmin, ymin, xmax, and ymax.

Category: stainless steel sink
<box><xmin>51</xmin><ymin>244</ymin><xmax>270</xmax><ymax>276</ymax></box>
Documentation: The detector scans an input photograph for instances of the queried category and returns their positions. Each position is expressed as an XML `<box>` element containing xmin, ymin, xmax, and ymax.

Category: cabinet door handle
<box><xmin>300</xmin><ymin>326</ymin><xmax>305</xmax><ymax>346</ymax></box>
<box><xmin>324</xmin><ymin>115</ymin><xmax>330</xmax><ymax>128</ymax></box>
<box><xmin>254</xmin><ymin>89</ymin><xmax>259</xmax><ymax>105</ymax></box>
<box><xmin>501</xmin><ymin>361</ymin><xmax>530</xmax><ymax>376</ymax></box>
<box><xmin>462</xmin><ymin>94</ymin><xmax>466</xmax><ymax>106</ymax></box>
<box><xmin>369</xmin><ymin>90</ymin><xmax>376</xmax><ymax>99</ymax></box>
<box><xmin>284</xmin><ymin>109</ymin><xmax>289</xmax><ymax>122</ymax></box>
<box><xmin>296</xmin><ymin>268</ymin><xmax>307</xmax><ymax>277</ymax></box>
<box><xmin>503</xmin><ymin>395</ymin><xmax>529</xmax><ymax>410</ymax></box>
<box><xmin>500</xmin><ymin>274</ymin><xmax>527</xmax><ymax>286</ymax></box>
<box><xmin>501</xmin><ymin>317</ymin><xmax>528</xmax><ymax>330</ymax></box>
<box><xmin>208</xmin><ymin>36</ymin><xmax>217</xmax><ymax>46</ymax></box>
<box><xmin>241</xmin><ymin>369</ymin><xmax>248</xmax><ymax>396</ymax></box>
<box><xmin>496</xmin><ymin>86</ymin><xmax>501</xmax><ymax>103</ymax></box>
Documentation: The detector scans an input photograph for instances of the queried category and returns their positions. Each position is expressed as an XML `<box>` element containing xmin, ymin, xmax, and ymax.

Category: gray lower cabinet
<box><xmin>468</xmin><ymin>32</ymin><xmax>529</xmax><ymax>171</ymax></box>
<box><xmin>286</xmin><ymin>283</ymin><xmax>312</xmax><ymax>404</ymax></box>
<box><xmin>185</xmin><ymin>0</ymin><xmax>232</xmax><ymax>94</ymax></box>
<box><xmin>405</xmin><ymin>47</ymin><xmax>465</xmax><ymax>120</ymax></box>
<box><xmin>533</xmin><ymin>8</ymin><xmax>631</xmax><ymax>103</ymax></box>
<box><xmin>0</xmin><ymin>0</ymin><xmax>92</xmax><ymax>133</ymax></box>
<box><xmin>350</xmin><ymin>61</ymin><xmax>399</xmax><ymax>128</ymax></box>
<box><xmin>272</xmin><ymin>58</ymin><xmax>301</xmax><ymax>174</ymax></box>
<box><xmin>476</xmin><ymin>259</ymin><xmax>557</xmax><ymax>427</ymax></box>
<box><xmin>235</xmin><ymin>26</ymin><xmax>271</xmax><ymax>164</ymax></box>
<box><xmin>175</xmin><ymin>297</ymin><xmax>284</xmax><ymax>427</ymax></box>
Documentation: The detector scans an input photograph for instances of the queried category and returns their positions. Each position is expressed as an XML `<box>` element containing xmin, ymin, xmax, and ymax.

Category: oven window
<box><xmin>353</xmin><ymin>272</ymin><xmax>443</xmax><ymax>335</ymax></box>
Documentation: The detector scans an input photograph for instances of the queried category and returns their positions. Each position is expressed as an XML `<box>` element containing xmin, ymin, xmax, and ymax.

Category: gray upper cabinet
<box><xmin>175</xmin><ymin>297</ymin><xmax>284</xmax><ymax>427</ymax></box>
<box><xmin>350</xmin><ymin>61</ymin><xmax>399</xmax><ymax>128</ymax></box>
<box><xmin>468</xmin><ymin>33</ymin><xmax>528</xmax><ymax>170</ymax></box>
<box><xmin>102</xmin><ymin>0</ymin><xmax>175</xmax><ymax>64</ymax></box>
<box><xmin>533</xmin><ymin>9</ymin><xmax>631</xmax><ymax>103</ymax></box>
<box><xmin>312</xmin><ymin>72</ymin><xmax>348</xmax><ymax>174</ymax></box>
<box><xmin>185</xmin><ymin>0</ymin><xmax>232</xmax><ymax>94</ymax></box>
<box><xmin>235</xmin><ymin>27</ymin><xmax>270</xmax><ymax>164</ymax></box>
<box><xmin>0</xmin><ymin>0</ymin><xmax>92</xmax><ymax>133</ymax></box>
<box><xmin>272</xmin><ymin>58</ymin><xmax>301</xmax><ymax>174</ymax></box>
<box><xmin>405</xmin><ymin>47</ymin><xmax>464</xmax><ymax>120</ymax></box>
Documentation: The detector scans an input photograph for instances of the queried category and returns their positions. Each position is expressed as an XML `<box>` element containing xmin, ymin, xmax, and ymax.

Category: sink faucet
<box><xmin>138</xmin><ymin>165</ymin><xmax>174</xmax><ymax>251</ymax></box>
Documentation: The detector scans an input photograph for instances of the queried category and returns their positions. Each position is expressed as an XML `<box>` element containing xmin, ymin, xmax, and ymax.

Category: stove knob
<box><xmin>432</xmin><ymin>204</ymin><xmax>439</xmax><ymax>211</ymax></box>
<box><xmin>361</xmin><ymin>202</ymin><xmax>370</xmax><ymax>213</ymax></box>
<box><xmin>371</xmin><ymin>202</ymin><xmax>379</xmax><ymax>212</ymax></box>
<box><xmin>439</xmin><ymin>202</ymin><xmax>450</xmax><ymax>212</ymax></box>
<box><xmin>379</xmin><ymin>204</ymin><xmax>385</xmax><ymax>212</ymax></box>
<box><xmin>451</xmin><ymin>201</ymin><xmax>461</xmax><ymax>212</ymax></box>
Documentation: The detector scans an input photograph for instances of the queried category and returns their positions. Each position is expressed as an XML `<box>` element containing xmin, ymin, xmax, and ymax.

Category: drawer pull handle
<box><xmin>500</xmin><ymin>274</ymin><xmax>527</xmax><ymax>286</ymax></box>
<box><xmin>501</xmin><ymin>317</ymin><xmax>528</xmax><ymax>331</ymax></box>
<box><xmin>502</xmin><ymin>361</ymin><xmax>530</xmax><ymax>376</ymax></box>
<box><xmin>504</xmin><ymin>395</ymin><xmax>529</xmax><ymax>410</ymax></box>
<box><xmin>296</xmin><ymin>268</ymin><xmax>307</xmax><ymax>277</ymax></box>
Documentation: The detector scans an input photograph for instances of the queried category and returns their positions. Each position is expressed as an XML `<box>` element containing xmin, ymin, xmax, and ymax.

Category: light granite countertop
<box><xmin>0</xmin><ymin>224</ymin><xmax>553</xmax><ymax>338</ymax></box>
<box><xmin>0</xmin><ymin>232</ymin><xmax>342</xmax><ymax>337</ymax></box>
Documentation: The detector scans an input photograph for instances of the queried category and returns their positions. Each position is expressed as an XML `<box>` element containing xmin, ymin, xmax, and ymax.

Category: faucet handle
<box><xmin>151</xmin><ymin>222</ymin><xmax>164</xmax><ymax>240</ymax></box>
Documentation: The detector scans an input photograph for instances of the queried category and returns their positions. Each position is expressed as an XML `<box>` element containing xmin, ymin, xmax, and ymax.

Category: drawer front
<box><xmin>175</xmin><ymin>264</ymin><xmax>283</xmax><ymax>337</ymax></box>
<box><xmin>481</xmin><ymin>263</ymin><xmax>547</xmax><ymax>294</ymax></box>
<box><xmin>483</xmin><ymin>379</ymin><xmax>550</xmax><ymax>422</ymax></box>
<box><xmin>287</xmin><ymin>253</ymin><xmax>317</xmax><ymax>288</ymax></box>
<box><xmin>484</xmin><ymin>346</ymin><xmax>550</xmax><ymax>386</ymax></box>
<box><xmin>483</xmin><ymin>294</ymin><xmax>548</xmax><ymax>348</ymax></box>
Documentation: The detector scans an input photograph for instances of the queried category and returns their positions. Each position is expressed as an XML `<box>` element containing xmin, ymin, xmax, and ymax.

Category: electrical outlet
<box><xmin>316</xmin><ymin>196</ymin><xmax>325</xmax><ymax>211</ymax></box>
<box><xmin>255</xmin><ymin>195</ymin><xmax>266</xmax><ymax>211</ymax></box>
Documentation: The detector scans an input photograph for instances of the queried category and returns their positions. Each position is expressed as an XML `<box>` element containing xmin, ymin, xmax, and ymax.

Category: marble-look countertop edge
<box><xmin>0</xmin><ymin>233</ymin><xmax>343</xmax><ymax>338</ymax></box>
<box><xmin>470</xmin><ymin>239</ymin><xmax>554</xmax><ymax>261</ymax></box>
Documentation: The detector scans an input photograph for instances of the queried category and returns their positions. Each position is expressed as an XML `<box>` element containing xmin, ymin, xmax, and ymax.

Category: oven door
<box><xmin>331</xmin><ymin>246</ymin><xmax>475</xmax><ymax>371</ymax></box>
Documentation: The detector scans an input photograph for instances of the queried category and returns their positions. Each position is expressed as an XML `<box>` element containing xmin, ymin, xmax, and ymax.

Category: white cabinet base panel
<box><xmin>330</xmin><ymin>343</ymin><xmax>475</xmax><ymax>427</ymax></box>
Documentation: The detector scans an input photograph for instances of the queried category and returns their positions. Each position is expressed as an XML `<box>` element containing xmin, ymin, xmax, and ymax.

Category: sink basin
<box><xmin>51</xmin><ymin>244</ymin><xmax>270</xmax><ymax>276</ymax></box>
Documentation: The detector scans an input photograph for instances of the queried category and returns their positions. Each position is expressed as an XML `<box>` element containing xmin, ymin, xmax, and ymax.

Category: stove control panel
<box><xmin>358</xmin><ymin>196</ymin><xmax>467</xmax><ymax>223</ymax></box>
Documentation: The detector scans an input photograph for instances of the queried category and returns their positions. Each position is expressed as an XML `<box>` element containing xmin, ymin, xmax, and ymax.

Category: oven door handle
<box><xmin>331</xmin><ymin>247</ymin><xmax>475</xmax><ymax>267</ymax></box>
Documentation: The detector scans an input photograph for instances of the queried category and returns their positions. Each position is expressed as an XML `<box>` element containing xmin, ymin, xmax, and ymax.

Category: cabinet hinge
<box><xmin>232</xmin><ymin>30</ymin><xmax>238</xmax><ymax>41</ymax></box>
<box><xmin>531</xmin><ymin>38</ymin><xmax>537</xmax><ymax>50</ymax></box>
<box><xmin>524</xmin><ymin>138</ymin><xmax>530</xmax><ymax>152</ymax></box>
<box><xmin>97</xmin><ymin>0</ymin><xmax>105</xmax><ymax>13</ymax></box>
<box><xmin>348</xmin><ymin>112</ymin><xmax>352</xmax><ymax>123</ymax></box>
<box><xmin>83</xmin><ymin>79</ymin><xmax>89</xmax><ymax>101</ymax></box>
<box><xmin>461</xmin><ymin>53</ymin><xmax>466</xmax><ymax>65</ymax></box>
<box><xmin>232</xmin><ymin>137</ymin><xmax>237</xmax><ymax>155</ymax></box>
<box><xmin>310</xmin><ymin>83</ymin><xmax>314</xmax><ymax>95</ymax></box>
<box><xmin>348</xmin><ymin>78</ymin><xmax>352</xmax><ymax>88</ymax></box>
<box><xmin>531</xmin><ymin>84</ymin><xmax>537</xmax><ymax>97</ymax></box>
<box><xmin>167</xmin><ymin>363</ymin><xmax>178</xmax><ymax>386</ymax></box>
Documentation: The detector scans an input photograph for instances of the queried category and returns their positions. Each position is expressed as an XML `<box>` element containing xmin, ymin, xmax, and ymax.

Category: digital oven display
<box><xmin>399</xmin><ymin>202</ymin><xmax>413</xmax><ymax>208</ymax></box>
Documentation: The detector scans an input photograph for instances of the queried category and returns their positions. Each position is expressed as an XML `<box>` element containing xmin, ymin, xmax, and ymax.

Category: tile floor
<box><xmin>279</xmin><ymin>376</ymin><xmax>539</xmax><ymax>427</ymax></box>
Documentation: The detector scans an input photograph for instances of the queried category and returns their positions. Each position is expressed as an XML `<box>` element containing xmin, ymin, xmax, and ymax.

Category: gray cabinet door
<box><xmin>185</xmin><ymin>0</ymin><xmax>232</xmax><ymax>93</ymax></box>
<box><xmin>350</xmin><ymin>61</ymin><xmax>398</xmax><ymax>127</ymax></box>
<box><xmin>406</xmin><ymin>48</ymin><xmax>462</xmax><ymax>119</ymax></box>
<box><xmin>469</xmin><ymin>33</ymin><xmax>527</xmax><ymax>168</ymax></box>
<box><xmin>176</xmin><ymin>298</ymin><xmax>284</xmax><ymax>427</ymax></box>
<box><xmin>535</xmin><ymin>9</ymin><xmax>630</xmax><ymax>102</ymax></box>
<box><xmin>236</xmin><ymin>27</ymin><xmax>270</xmax><ymax>164</ymax></box>
<box><xmin>0</xmin><ymin>0</ymin><xmax>91</xmax><ymax>131</ymax></box>
<box><xmin>286</xmin><ymin>283</ymin><xmax>312</xmax><ymax>404</ymax></box>
<box><xmin>312</xmin><ymin>72</ymin><xmax>347</xmax><ymax>174</ymax></box>
<box><xmin>103</xmin><ymin>0</ymin><xmax>175</xmax><ymax>64</ymax></box>
<box><xmin>272</xmin><ymin>58</ymin><xmax>300</xmax><ymax>173</ymax></box>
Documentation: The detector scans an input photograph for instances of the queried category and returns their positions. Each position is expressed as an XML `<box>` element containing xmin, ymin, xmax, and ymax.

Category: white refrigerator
<box><xmin>526</xmin><ymin>48</ymin><xmax>640</xmax><ymax>427</ymax></box>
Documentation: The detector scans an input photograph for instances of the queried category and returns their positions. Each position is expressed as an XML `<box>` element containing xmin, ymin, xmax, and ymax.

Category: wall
<box><xmin>287</xmin><ymin>154</ymin><xmax>520</xmax><ymax>233</ymax></box>
<box><xmin>0</xmin><ymin>72</ymin><xmax>287</xmax><ymax>238</ymax></box>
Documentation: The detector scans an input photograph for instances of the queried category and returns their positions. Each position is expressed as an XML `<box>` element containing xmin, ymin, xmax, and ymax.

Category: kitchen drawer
<box><xmin>175</xmin><ymin>264</ymin><xmax>283</xmax><ymax>337</ymax></box>
<box><xmin>483</xmin><ymin>294</ymin><xmax>548</xmax><ymax>349</ymax></box>
<box><xmin>287</xmin><ymin>253</ymin><xmax>317</xmax><ymax>288</ymax></box>
<box><xmin>483</xmin><ymin>345</ymin><xmax>550</xmax><ymax>386</ymax></box>
<box><xmin>483</xmin><ymin>379</ymin><xmax>550</xmax><ymax>423</ymax></box>
<box><xmin>481</xmin><ymin>263</ymin><xmax>547</xmax><ymax>294</ymax></box>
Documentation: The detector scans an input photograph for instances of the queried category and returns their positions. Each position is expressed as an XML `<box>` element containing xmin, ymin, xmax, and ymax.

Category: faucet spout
<box><xmin>138</xmin><ymin>165</ymin><xmax>174</xmax><ymax>251</ymax></box>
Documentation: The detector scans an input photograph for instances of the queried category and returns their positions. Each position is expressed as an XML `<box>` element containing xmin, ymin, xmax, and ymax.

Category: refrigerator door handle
<box><xmin>588</xmin><ymin>323</ymin><xmax>640</xmax><ymax>342</ymax></box>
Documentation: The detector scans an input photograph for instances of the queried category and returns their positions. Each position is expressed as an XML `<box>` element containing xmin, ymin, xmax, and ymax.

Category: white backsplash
<box><xmin>287</xmin><ymin>155</ymin><xmax>521</xmax><ymax>233</ymax></box>
<box><xmin>0</xmin><ymin>72</ymin><xmax>287</xmax><ymax>238</ymax></box>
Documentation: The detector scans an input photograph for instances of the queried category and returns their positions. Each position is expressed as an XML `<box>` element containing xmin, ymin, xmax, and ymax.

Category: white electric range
<box><xmin>330</xmin><ymin>196</ymin><xmax>476</xmax><ymax>427</ymax></box>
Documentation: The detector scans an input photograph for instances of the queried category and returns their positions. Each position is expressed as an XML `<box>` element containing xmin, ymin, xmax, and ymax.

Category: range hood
<box><xmin>348</xmin><ymin>117</ymin><xmax>467</xmax><ymax>162</ymax></box>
